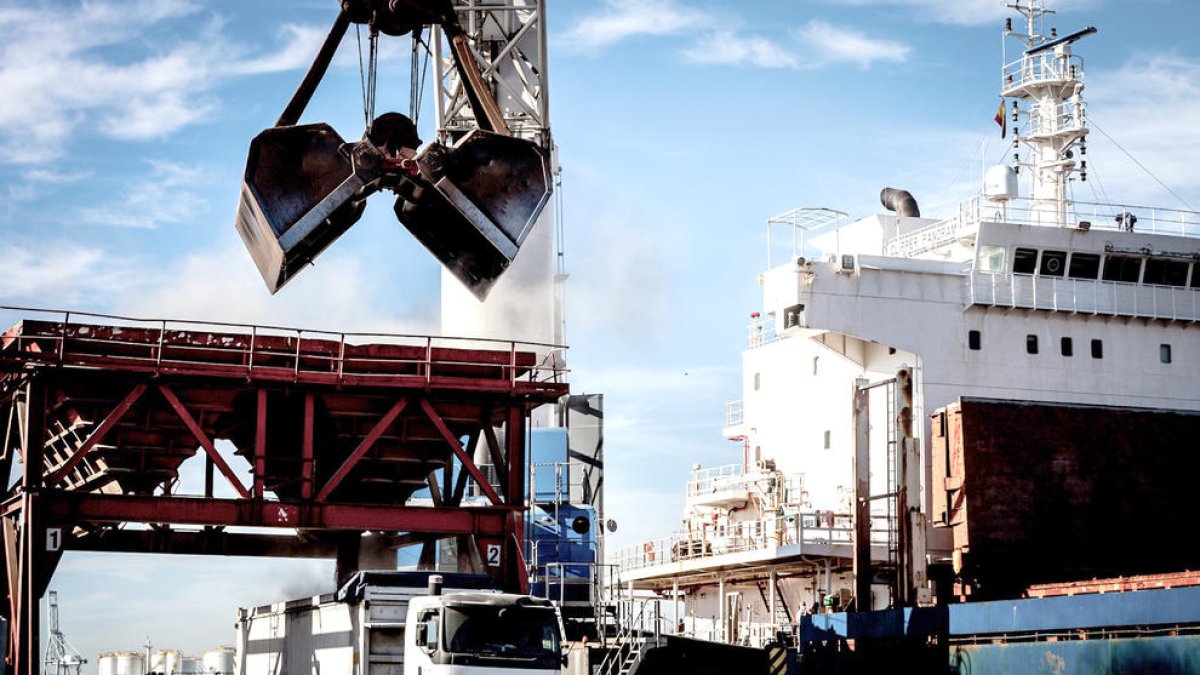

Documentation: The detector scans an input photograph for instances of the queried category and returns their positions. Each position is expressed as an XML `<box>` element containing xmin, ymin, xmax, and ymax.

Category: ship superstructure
<box><xmin>613</xmin><ymin>0</ymin><xmax>1200</xmax><ymax>647</ymax></box>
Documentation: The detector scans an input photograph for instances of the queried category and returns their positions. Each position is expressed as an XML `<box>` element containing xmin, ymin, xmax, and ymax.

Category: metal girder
<box><xmin>44</xmin><ymin>383</ymin><xmax>147</xmax><ymax>487</ymax></box>
<box><xmin>482</xmin><ymin>423</ymin><xmax>508</xmax><ymax>487</ymax></box>
<box><xmin>66</xmin><ymin>529</ymin><xmax>340</xmax><ymax>558</ymax></box>
<box><xmin>435</xmin><ymin>0</ymin><xmax>550</xmax><ymax>147</ymax></box>
<box><xmin>158</xmin><ymin>384</ymin><xmax>251</xmax><ymax>499</ymax></box>
<box><xmin>34</xmin><ymin>492</ymin><xmax>512</xmax><ymax>535</ymax></box>
<box><xmin>316</xmin><ymin>397</ymin><xmax>410</xmax><ymax>502</ymax></box>
<box><xmin>419</xmin><ymin>399</ymin><xmax>501</xmax><ymax>505</ymax></box>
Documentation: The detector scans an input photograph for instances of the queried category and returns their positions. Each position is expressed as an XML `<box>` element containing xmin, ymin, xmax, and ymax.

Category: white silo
<box><xmin>112</xmin><ymin>648</ymin><xmax>143</xmax><ymax>672</ymax></box>
<box><xmin>202</xmin><ymin>647</ymin><xmax>235</xmax><ymax>675</ymax></box>
<box><xmin>97</xmin><ymin>653</ymin><xmax>119</xmax><ymax>675</ymax></box>
<box><xmin>151</xmin><ymin>649</ymin><xmax>181</xmax><ymax>675</ymax></box>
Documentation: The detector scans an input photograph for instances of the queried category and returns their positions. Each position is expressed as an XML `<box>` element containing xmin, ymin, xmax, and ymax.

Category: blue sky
<box><xmin>4</xmin><ymin>0</ymin><xmax>1200</xmax><ymax>664</ymax></box>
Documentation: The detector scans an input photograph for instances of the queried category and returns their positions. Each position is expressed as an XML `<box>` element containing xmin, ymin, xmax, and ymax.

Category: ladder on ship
<box><xmin>756</xmin><ymin>579</ymin><xmax>792</xmax><ymax>633</ymax></box>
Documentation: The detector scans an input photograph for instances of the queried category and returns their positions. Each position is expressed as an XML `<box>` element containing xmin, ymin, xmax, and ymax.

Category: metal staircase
<box><xmin>596</xmin><ymin>599</ymin><xmax>664</xmax><ymax>675</ymax></box>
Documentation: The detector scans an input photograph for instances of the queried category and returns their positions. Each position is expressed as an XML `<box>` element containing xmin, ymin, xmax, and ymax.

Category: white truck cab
<box><xmin>406</xmin><ymin>583</ymin><xmax>564</xmax><ymax>674</ymax></box>
<box><xmin>236</xmin><ymin>572</ymin><xmax>564</xmax><ymax>675</ymax></box>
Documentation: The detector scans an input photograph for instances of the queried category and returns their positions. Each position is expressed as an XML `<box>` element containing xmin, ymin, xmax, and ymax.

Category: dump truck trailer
<box><xmin>236</xmin><ymin>572</ymin><xmax>565</xmax><ymax>675</ymax></box>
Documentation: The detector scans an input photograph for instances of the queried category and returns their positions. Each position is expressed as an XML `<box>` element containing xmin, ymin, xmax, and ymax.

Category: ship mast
<box><xmin>1002</xmin><ymin>0</ymin><xmax>1094</xmax><ymax>225</ymax></box>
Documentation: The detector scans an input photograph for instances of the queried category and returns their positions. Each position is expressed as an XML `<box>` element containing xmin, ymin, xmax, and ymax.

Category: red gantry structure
<box><xmin>0</xmin><ymin>308</ymin><xmax>567</xmax><ymax>675</ymax></box>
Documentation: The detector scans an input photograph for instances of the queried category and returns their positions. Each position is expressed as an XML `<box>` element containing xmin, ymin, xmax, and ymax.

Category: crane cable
<box><xmin>410</xmin><ymin>29</ymin><xmax>432</xmax><ymax>125</ymax></box>
<box><xmin>355</xmin><ymin>22</ymin><xmax>381</xmax><ymax>133</ymax></box>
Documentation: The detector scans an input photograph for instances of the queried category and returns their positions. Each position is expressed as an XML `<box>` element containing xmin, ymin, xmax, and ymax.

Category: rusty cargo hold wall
<box><xmin>0</xmin><ymin>309</ymin><xmax>567</xmax><ymax>675</ymax></box>
<box><xmin>931</xmin><ymin>397</ymin><xmax>1200</xmax><ymax>601</ymax></box>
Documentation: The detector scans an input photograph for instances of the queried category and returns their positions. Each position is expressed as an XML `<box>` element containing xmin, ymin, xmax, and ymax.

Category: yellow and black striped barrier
<box><xmin>765</xmin><ymin>641</ymin><xmax>791</xmax><ymax>675</ymax></box>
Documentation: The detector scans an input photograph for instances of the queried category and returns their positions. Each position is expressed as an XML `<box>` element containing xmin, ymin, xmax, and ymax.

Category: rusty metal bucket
<box><xmin>236</xmin><ymin>123</ymin><xmax>550</xmax><ymax>298</ymax></box>
<box><xmin>235</xmin><ymin>123</ymin><xmax>375</xmax><ymax>293</ymax></box>
<box><xmin>396</xmin><ymin>130</ymin><xmax>552</xmax><ymax>299</ymax></box>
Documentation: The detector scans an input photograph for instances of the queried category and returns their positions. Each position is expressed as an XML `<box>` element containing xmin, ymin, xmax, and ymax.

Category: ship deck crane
<box><xmin>42</xmin><ymin>592</ymin><xmax>85</xmax><ymax>675</ymax></box>
<box><xmin>235</xmin><ymin>0</ymin><xmax>553</xmax><ymax>299</ymax></box>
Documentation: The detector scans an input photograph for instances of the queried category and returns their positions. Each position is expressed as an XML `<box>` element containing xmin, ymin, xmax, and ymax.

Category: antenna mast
<box><xmin>43</xmin><ymin>591</ymin><xmax>87</xmax><ymax>675</ymax></box>
<box><xmin>1002</xmin><ymin>0</ymin><xmax>1094</xmax><ymax>225</ymax></box>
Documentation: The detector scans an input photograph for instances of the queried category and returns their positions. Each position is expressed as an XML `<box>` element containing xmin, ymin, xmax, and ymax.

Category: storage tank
<box><xmin>179</xmin><ymin>656</ymin><xmax>201</xmax><ymax>675</ymax></box>
<box><xmin>150</xmin><ymin>649</ymin><xmax>180</xmax><ymax>675</ymax></box>
<box><xmin>98</xmin><ymin>651</ymin><xmax>144</xmax><ymax>675</ymax></box>
<box><xmin>97</xmin><ymin>653</ymin><xmax>118</xmax><ymax>675</ymax></box>
<box><xmin>202</xmin><ymin>647</ymin><xmax>235</xmax><ymax>674</ymax></box>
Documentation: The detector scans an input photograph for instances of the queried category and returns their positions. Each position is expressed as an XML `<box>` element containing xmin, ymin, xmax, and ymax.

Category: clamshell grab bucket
<box><xmin>397</xmin><ymin>130</ymin><xmax>552</xmax><ymax>299</ymax></box>
<box><xmin>235</xmin><ymin>123</ymin><xmax>373</xmax><ymax>293</ymax></box>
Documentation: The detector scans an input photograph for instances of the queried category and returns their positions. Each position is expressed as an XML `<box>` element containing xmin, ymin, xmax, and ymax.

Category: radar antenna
<box><xmin>1001</xmin><ymin>0</ymin><xmax>1095</xmax><ymax>225</ymax></box>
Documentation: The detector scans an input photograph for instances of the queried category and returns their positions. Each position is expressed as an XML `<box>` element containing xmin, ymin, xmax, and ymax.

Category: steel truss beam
<box><xmin>0</xmin><ymin>344</ymin><xmax>548</xmax><ymax>675</ymax></box>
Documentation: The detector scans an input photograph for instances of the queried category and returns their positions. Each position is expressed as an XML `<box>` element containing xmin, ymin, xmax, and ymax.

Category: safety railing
<box><xmin>613</xmin><ymin>512</ymin><xmax>893</xmax><ymax>574</ymax></box>
<box><xmin>748</xmin><ymin>315</ymin><xmax>778</xmax><ymax>349</ymax></box>
<box><xmin>724</xmin><ymin>400</ymin><xmax>744</xmax><ymax>428</ymax></box>
<box><xmin>886</xmin><ymin>196</ymin><xmax>1200</xmax><ymax>258</ymax></box>
<box><xmin>968</xmin><ymin>273</ymin><xmax>1200</xmax><ymax>322</ymax></box>
<box><xmin>1028</xmin><ymin>99</ymin><xmax>1087</xmax><ymax>137</ymax></box>
<box><xmin>1002</xmin><ymin>53</ymin><xmax>1085</xmax><ymax>93</ymax></box>
<box><xmin>0</xmin><ymin>306</ymin><xmax>569</xmax><ymax>389</ymax></box>
<box><xmin>529</xmin><ymin>461</ymin><xmax>591</xmax><ymax>504</ymax></box>
<box><xmin>686</xmin><ymin>463</ymin><xmax>744</xmax><ymax>499</ymax></box>
<box><xmin>596</xmin><ymin>598</ymin><xmax>667</xmax><ymax>675</ymax></box>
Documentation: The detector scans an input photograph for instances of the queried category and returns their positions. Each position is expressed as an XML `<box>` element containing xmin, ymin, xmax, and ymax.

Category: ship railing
<box><xmin>686</xmin><ymin>463</ymin><xmax>745</xmax><ymax>498</ymax></box>
<box><xmin>1028</xmin><ymin>99</ymin><xmax>1087</xmax><ymax>137</ymax></box>
<box><xmin>724</xmin><ymin>400</ymin><xmax>744</xmax><ymax>428</ymax></box>
<box><xmin>0</xmin><ymin>306</ymin><xmax>569</xmax><ymax>388</ymax></box>
<box><xmin>612</xmin><ymin>512</ymin><xmax>893</xmax><ymax>573</ymax></box>
<box><xmin>748</xmin><ymin>315</ymin><xmax>779</xmax><ymax>349</ymax></box>
<box><xmin>1002</xmin><ymin>53</ymin><xmax>1085</xmax><ymax>93</ymax></box>
<box><xmin>969</xmin><ymin>272</ymin><xmax>1200</xmax><ymax>322</ymax></box>
<box><xmin>887</xmin><ymin>196</ymin><xmax>1200</xmax><ymax>258</ymax></box>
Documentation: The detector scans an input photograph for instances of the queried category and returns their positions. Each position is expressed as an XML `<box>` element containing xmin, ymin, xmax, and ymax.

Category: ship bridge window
<box><xmin>1091</xmin><ymin>339</ymin><xmax>1103</xmax><ymax>359</ymax></box>
<box><xmin>1026</xmin><ymin>334</ymin><xmax>1039</xmax><ymax>354</ymax></box>
<box><xmin>1161</xmin><ymin>344</ymin><xmax>1172</xmax><ymax>364</ymax></box>
<box><xmin>1102</xmin><ymin>255</ymin><xmax>1142</xmax><ymax>283</ymax></box>
<box><xmin>1143</xmin><ymin>259</ymin><xmax>1189</xmax><ymax>287</ymax></box>
<box><xmin>1061</xmin><ymin>337</ymin><xmax>1073</xmax><ymax>357</ymax></box>
<box><xmin>968</xmin><ymin>330</ymin><xmax>981</xmax><ymax>350</ymax></box>
<box><xmin>1192</xmin><ymin>265</ymin><xmax>1200</xmax><ymax>288</ymax></box>
<box><xmin>1012</xmin><ymin>247</ymin><xmax>1038</xmax><ymax>274</ymax></box>
<box><xmin>977</xmin><ymin>245</ymin><xmax>1006</xmax><ymax>273</ymax></box>
<box><xmin>1068</xmin><ymin>253</ymin><xmax>1101</xmax><ymax>279</ymax></box>
<box><xmin>1039</xmin><ymin>250</ymin><xmax>1067</xmax><ymax>277</ymax></box>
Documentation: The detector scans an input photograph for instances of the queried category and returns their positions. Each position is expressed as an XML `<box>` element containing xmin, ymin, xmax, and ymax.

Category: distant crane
<box><xmin>43</xmin><ymin>591</ymin><xmax>86</xmax><ymax>675</ymax></box>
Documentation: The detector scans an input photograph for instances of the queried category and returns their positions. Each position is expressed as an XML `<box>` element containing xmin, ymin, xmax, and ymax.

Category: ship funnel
<box><xmin>880</xmin><ymin>188</ymin><xmax>921</xmax><ymax>217</ymax></box>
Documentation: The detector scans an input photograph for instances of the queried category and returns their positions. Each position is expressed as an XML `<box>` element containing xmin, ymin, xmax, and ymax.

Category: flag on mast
<box><xmin>995</xmin><ymin>100</ymin><xmax>1007</xmax><ymax>138</ymax></box>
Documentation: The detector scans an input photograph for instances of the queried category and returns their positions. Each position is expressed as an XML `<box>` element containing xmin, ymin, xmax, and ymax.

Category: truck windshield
<box><xmin>443</xmin><ymin>605</ymin><xmax>559</xmax><ymax>659</ymax></box>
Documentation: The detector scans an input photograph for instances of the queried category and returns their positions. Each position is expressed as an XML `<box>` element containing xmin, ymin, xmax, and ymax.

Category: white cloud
<box><xmin>1078</xmin><ymin>53</ymin><xmax>1200</xmax><ymax>207</ymax></box>
<box><xmin>0</xmin><ymin>242</ymin><xmax>146</xmax><ymax>307</ymax></box>
<box><xmin>559</xmin><ymin>0</ymin><xmax>712</xmax><ymax>52</ymax></box>
<box><xmin>78</xmin><ymin>160</ymin><xmax>207</xmax><ymax>229</ymax></box>
<box><xmin>229</xmin><ymin>23</ymin><xmax>332</xmax><ymax>76</ymax></box>
<box><xmin>794</xmin><ymin>19</ymin><xmax>911</xmax><ymax>69</ymax></box>
<box><xmin>121</xmin><ymin>240</ymin><xmax>439</xmax><ymax>335</ymax></box>
<box><xmin>0</xmin><ymin>2</ymin><xmax>331</xmax><ymax>163</ymax></box>
<box><xmin>681</xmin><ymin>31</ymin><xmax>801</xmax><ymax>69</ymax></box>
<box><xmin>821</xmin><ymin>0</ymin><xmax>1098</xmax><ymax>26</ymax></box>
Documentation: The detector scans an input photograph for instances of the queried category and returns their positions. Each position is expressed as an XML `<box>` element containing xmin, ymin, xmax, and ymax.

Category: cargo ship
<box><xmin>609</xmin><ymin>0</ymin><xmax>1200</xmax><ymax>672</ymax></box>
